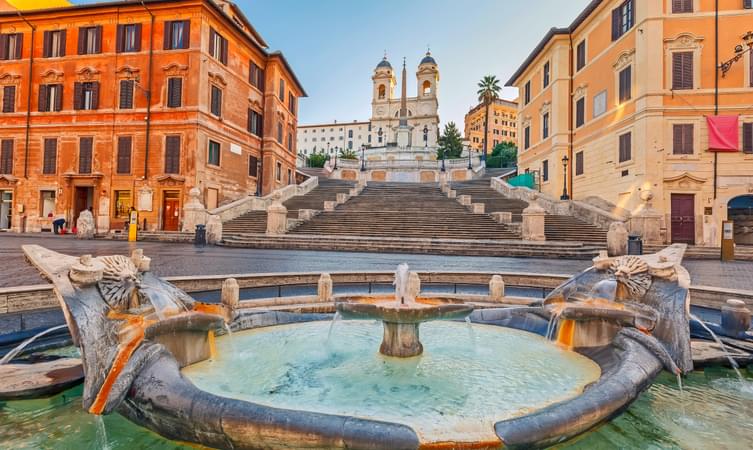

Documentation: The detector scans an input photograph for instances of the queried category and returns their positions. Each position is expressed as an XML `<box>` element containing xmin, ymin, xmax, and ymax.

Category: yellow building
<box><xmin>507</xmin><ymin>0</ymin><xmax>753</xmax><ymax>247</ymax></box>
<box><xmin>464</xmin><ymin>98</ymin><xmax>518</xmax><ymax>152</ymax></box>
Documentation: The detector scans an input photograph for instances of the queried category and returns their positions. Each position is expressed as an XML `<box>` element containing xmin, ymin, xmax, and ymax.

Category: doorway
<box><xmin>0</xmin><ymin>190</ymin><xmax>12</xmax><ymax>230</ymax></box>
<box><xmin>727</xmin><ymin>195</ymin><xmax>753</xmax><ymax>245</ymax></box>
<box><xmin>162</xmin><ymin>191</ymin><xmax>181</xmax><ymax>231</ymax></box>
<box><xmin>671</xmin><ymin>194</ymin><xmax>695</xmax><ymax>244</ymax></box>
<box><xmin>74</xmin><ymin>187</ymin><xmax>94</xmax><ymax>225</ymax></box>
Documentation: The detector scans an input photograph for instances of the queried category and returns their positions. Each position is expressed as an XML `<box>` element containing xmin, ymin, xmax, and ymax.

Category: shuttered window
<box><xmin>119</xmin><ymin>80</ymin><xmax>134</xmax><ymax>109</ymax></box>
<box><xmin>575</xmin><ymin>151</ymin><xmax>584</xmax><ymax>176</ymax></box>
<box><xmin>117</xmin><ymin>137</ymin><xmax>132</xmax><ymax>174</ymax></box>
<box><xmin>208</xmin><ymin>28</ymin><xmax>228</xmax><ymax>65</ymax></box>
<box><xmin>208</xmin><ymin>140</ymin><xmax>221</xmax><ymax>166</ymax></box>
<box><xmin>672</xmin><ymin>0</ymin><xmax>693</xmax><ymax>13</ymax></box>
<box><xmin>164</xmin><ymin>20</ymin><xmax>190</xmax><ymax>50</ymax></box>
<box><xmin>248</xmin><ymin>155</ymin><xmax>258</xmax><ymax>177</ymax></box>
<box><xmin>524</xmin><ymin>126</ymin><xmax>530</xmax><ymax>149</ymax></box>
<box><xmin>672</xmin><ymin>52</ymin><xmax>693</xmax><ymax>90</ymax></box>
<box><xmin>746</xmin><ymin>0</ymin><xmax>753</xmax><ymax>9</ymax></box>
<box><xmin>542</xmin><ymin>160</ymin><xmax>549</xmax><ymax>182</ymax></box>
<box><xmin>672</xmin><ymin>124</ymin><xmax>694</xmax><ymax>155</ymax></box>
<box><xmin>542</xmin><ymin>113</ymin><xmax>550</xmax><ymax>139</ymax></box>
<box><xmin>576</xmin><ymin>41</ymin><xmax>586</xmax><ymax>71</ymax></box>
<box><xmin>74</xmin><ymin>82</ymin><xmax>99</xmax><ymax>110</ymax></box>
<box><xmin>43</xmin><ymin>30</ymin><xmax>66</xmax><ymax>58</ymax></box>
<box><xmin>277</xmin><ymin>122</ymin><xmax>283</xmax><ymax>143</ymax></box>
<box><xmin>543</xmin><ymin>62</ymin><xmax>550</xmax><ymax>88</ymax></box>
<box><xmin>167</xmin><ymin>78</ymin><xmax>182</xmax><ymax>108</ymax></box>
<box><xmin>619</xmin><ymin>66</ymin><xmax>632</xmax><ymax>103</ymax></box>
<box><xmin>576</xmin><ymin>97</ymin><xmax>585</xmax><ymax>127</ymax></box>
<box><xmin>79</xmin><ymin>137</ymin><xmax>93</xmax><ymax>174</ymax></box>
<box><xmin>743</xmin><ymin>123</ymin><xmax>753</xmax><ymax>154</ymax></box>
<box><xmin>611</xmin><ymin>0</ymin><xmax>634</xmax><ymax>41</ymax></box>
<box><xmin>249</xmin><ymin>62</ymin><xmax>265</xmax><ymax>90</ymax></box>
<box><xmin>43</xmin><ymin>138</ymin><xmax>57</xmax><ymax>174</ymax></box>
<box><xmin>0</xmin><ymin>33</ymin><xmax>23</xmax><ymax>60</ymax></box>
<box><xmin>288</xmin><ymin>92</ymin><xmax>296</xmax><ymax>114</ymax></box>
<box><xmin>247</xmin><ymin>109</ymin><xmax>263</xmax><ymax>136</ymax></box>
<box><xmin>279</xmin><ymin>79</ymin><xmax>285</xmax><ymax>101</ymax></box>
<box><xmin>0</xmin><ymin>140</ymin><xmax>12</xmax><ymax>175</ymax></box>
<box><xmin>2</xmin><ymin>86</ymin><xmax>15</xmax><ymax>113</ymax></box>
<box><xmin>116</xmin><ymin>24</ymin><xmax>142</xmax><ymax>53</ymax></box>
<box><xmin>210</xmin><ymin>85</ymin><xmax>222</xmax><ymax>117</ymax></box>
<box><xmin>38</xmin><ymin>84</ymin><xmax>63</xmax><ymax>112</ymax></box>
<box><xmin>524</xmin><ymin>81</ymin><xmax>531</xmax><ymax>104</ymax></box>
<box><xmin>619</xmin><ymin>132</ymin><xmax>632</xmax><ymax>163</ymax></box>
<box><xmin>77</xmin><ymin>26</ymin><xmax>102</xmax><ymax>55</ymax></box>
<box><xmin>164</xmin><ymin>136</ymin><xmax>181</xmax><ymax>174</ymax></box>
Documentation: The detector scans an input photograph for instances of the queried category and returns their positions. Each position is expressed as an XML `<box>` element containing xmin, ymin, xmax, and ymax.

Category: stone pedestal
<box><xmin>489</xmin><ymin>275</ymin><xmax>505</xmax><ymax>302</ymax></box>
<box><xmin>471</xmin><ymin>203</ymin><xmax>485</xmax><ymax>214</ymax></box>
<box><xmin>221</xmin><ymin>278</ymin><xmax>239</xmax><ymax>323</ymax></box>
<box><xmin>298</xmin><ymin>209</ymin><xmax>317</xmax><ymax>221</ymax></box>
<box><xmin>522</xmin><ymin>196</ymin><xmax>546</xmax><ymax>241</ymax></box>
<box><xmin>396</xmin><ymin>125</ymin><xmax>411</xmax><ymax>149</ymax></box>
<box><xmin>720</xmin><ymin>299</ymin><xmax>751</xmax><ymax>338</ymax></box>
<box><xmin>447</xmin><ymin>190</ymin><xmax>457</xmax><ymax>199</ymax></box>
<box><xmin>182</xmin><ymin>187</ymin><xmax>208</xmax><ymax>232</ymax></box>
<box><xmin>323</xmin><ymin>201</ymin><xmax>336</xmax><ymax>211</ymax></box>
<box><xmin>381</xmin><ymin>322</ymin><xmax>422</xmax><ymax>358</ymax></box>
<box><xmin>206</xmin><ymin>215</ymin><xmax>223</xmax><ymax>244</ymax></box>
<box><xmin>491</xmin><ymin>212</ymin><xmax>513</xmax><ymax>224</ymax></box>
<box><xmin>336</xmin><ymin>193</ymin><xmax>349</xmax><ymax>204</ymax></box>
<box><xmin>458</xmin><ymin>195</ymin><xmax>471</xmax><ymax>206</ymax></box>
<box><xmin>318</xmin><ymin>273</ymin><xmax>333</xmax><ymax>302</ymax></box>
<box><xmin>266</xmin><ymin>202</ymin><xmax>288</xmax><ymax>235</ymax></box>
<box><xmin>76</xmin><ymin>209</ymin><xmax>95</xmax><ymax>239</ymax></box>
<box><xmin>630</xmin><ymin>209</ymin><xmax>663</xmax><ymax>245</ymax></box>
<box><xmin>607</xmin><ymin>222</ymin><xmax>628</xmax><ymax>256</ymax></box>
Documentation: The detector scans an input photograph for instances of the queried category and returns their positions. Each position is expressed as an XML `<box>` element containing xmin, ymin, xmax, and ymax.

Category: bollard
<box><xmin>221</xmin><ymin>278</ymin><xmax>239</xmax><ymax>324</ymax></box>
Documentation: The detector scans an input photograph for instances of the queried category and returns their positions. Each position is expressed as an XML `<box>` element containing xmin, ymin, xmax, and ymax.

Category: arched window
<box><xmin>378</xmin><ymin>84</ymin><xmax>386</xmax><ymax>99</ymax></box>
<box><xmin>422</xmin><ymin>80</ymin><xmax>431</xmax><ymax>96</ymax></box>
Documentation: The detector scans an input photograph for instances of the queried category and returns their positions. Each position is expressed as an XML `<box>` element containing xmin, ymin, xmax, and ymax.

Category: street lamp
<box><xmin>441</xmin><ymin>148</ymin><xmax>446</xmax><ymax>172</ymax></box>
<box><xmin>719</xmin><ymin>31</ymin><xmax>753</xmax><ymax>77</ymax></box>
<box><xmin>333</xmin><ymin>146</ymin><xmax>338</xmax><ymax>170</ymax></box>
<box><xmin>360</xmin><ymin>145</ymin><xmax>366</xmax><ymax>172</ymax></box>
<box><xmin>467</xmin><ymin>146</ymin><xmax>473</xmax><ymax>170</ymax></box>
<box><xmin>377</xmin><ymin>128</ymin><xmax>383</xmax><ymax>146</ymax></box>
<box><xmin>560</xmin><ymin>155</ymin><xmax>570</xmax><ymax>201</ymax></box>
<box><xmin>423</xmin><ymin>125</ymin><xmax>428</xmax><ymax>147</ymax></box>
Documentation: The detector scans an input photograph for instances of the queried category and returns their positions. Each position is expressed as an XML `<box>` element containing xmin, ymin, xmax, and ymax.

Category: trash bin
<box><xmin>627</xmin><ymin>234</ymin><xmax>643</xmax><ymax>255</ymax></box>
<box><xmin>195</xmin><ymin>224</ymin><xmax>206</xmax><ymax>247</ymax></box>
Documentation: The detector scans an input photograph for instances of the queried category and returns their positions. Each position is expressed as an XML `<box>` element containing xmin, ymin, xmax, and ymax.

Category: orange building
<box><xmin>507</xmin><ymin>0</ymin><xmax>753</xmax><ymax>246</ymax></box>
<box><xmin>0</xmin><ymin>0</ymin><xmax>305</xmax><ymax>233</ymax></box>
<box><xmin>463</xmin><ymin>98</ymin><xmax>518</xmax><ymax>152</ymax></box>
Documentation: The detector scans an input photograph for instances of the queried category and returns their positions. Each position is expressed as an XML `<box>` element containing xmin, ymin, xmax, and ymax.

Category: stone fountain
<box><xmin>336</xmin><ymin>263</ymin><xmax>473</xmax><ymax>357</ymax></box>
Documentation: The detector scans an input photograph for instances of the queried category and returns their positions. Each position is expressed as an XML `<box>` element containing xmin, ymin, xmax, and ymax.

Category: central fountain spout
<box><xmin>337</xmin><ymin>265</ymin><xmax>473</xmax><ymax>357</ymax></box>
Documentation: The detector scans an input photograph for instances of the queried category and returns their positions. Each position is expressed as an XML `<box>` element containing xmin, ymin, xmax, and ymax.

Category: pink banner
<box><xmin>707</xmin><ymin>115</ymin><xmax>739</xmax><ymax>152</ymax></box>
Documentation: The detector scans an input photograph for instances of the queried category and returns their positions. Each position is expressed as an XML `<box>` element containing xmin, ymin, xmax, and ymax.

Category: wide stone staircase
<box><xmin>451</xmin><ymin>179</ymin><xmax>608</xmax><ymax>244</ymax></box>
<box><xmin>222</xmin><ymin>178</ymin><xmax>356</xmax><ymax>235</ymax></box>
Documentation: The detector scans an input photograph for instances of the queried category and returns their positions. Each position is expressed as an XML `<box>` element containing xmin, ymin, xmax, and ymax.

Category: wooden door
<box><xmin>671</xmin><ymin>194</ymin><xmax>695</xmax><ymax>244</ymax></box>
<box><xmin>162</xmin><ymin>197</ymin><xmax>180</xmax><ymax>231</ymax></box>
<box><xmin>74</xmin><ymin>187</ymin><xmax>90</xmax><ymax>224</ymax></box>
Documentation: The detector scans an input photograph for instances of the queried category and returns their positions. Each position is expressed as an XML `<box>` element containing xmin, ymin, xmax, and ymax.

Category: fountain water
<box><xmin>690</xmin><ymin>314</ymin><xmax>743</xmax><ymax>380</ymax></box>
<box><xmin>0</xmin><ymin>324</ymin><xmax>68</xmax><ymax>365</ymax></box>
<box><xmin>95</xmin><ymin>415</ymin><xmax>111</xmax><ymax>450</ymax></box>
<box><xmin>326</xmin><ymin>311</ymin><xmax>341</xmax><ymax>345</ymax></box>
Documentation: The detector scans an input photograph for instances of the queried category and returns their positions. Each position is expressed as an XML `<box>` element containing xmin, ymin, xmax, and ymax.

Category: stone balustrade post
<box><xmin>318</xmin><ymin>273</ymin><xmax>333</xmax><ymax>302</ymax></box>
<box><xmin>323</xmin><ymin>201</ymin><xmax>336</xmax><ymax>211</ymax></box>
<box><xmin>471</xmin><ymin>203</ymin><xmax>485</xmax><ymax>214</ymax></box>
<box><xmin>489</xmin><ymin>275</ymin><xmax>505</xmax><ymax>302</ymax></box>
<box><xmin>607</xmin><ymin>222</ymin><xmax>628</xmax><ymax>256</ymax></box>
<box><xmin>458</xmin><ymin>195</ymin><xmax>471</xmax><ymax>206</ymax></box>
<box><xmin>522</xmin><ymin>195</ymin><xmax>546</xmax><ymax>241</ymax></box>
<box><xmin>182</xmin><ymin>187</ymin><xmax>208</xmax><ymax>233</ymax></box>
<box><xmin>206</xmin><ymin>215</ymin><xmax>223</xmax><ymax>244</ymax></box>
<box><xmin>221</xmin><ymin>278</ymin><xmax>239</xmax><ymax>323</ymax></box>
<box><xmin>491</xmin><ymin>212</ymin><xmax>513</xmax><ymax>224</ymax></box>
<box><xmin>447</xmin><ymin>190</ymin><xmax>457</xmax><ymax>199</ymax></box>
<box><xmin>266</xmin><ymin>201</ymin><xmax>288</xmax><ymax>235</ymax></box>
<box><xmin>336</xmin><ymin>193</ymin><xmax>349</xmax><ymax>204</ymax></box>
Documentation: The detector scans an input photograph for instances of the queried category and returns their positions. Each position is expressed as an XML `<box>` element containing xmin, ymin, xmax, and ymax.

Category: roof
<box><xmin>299</xmin><ymin>121</ymin><xmax>370</xmax><ymax>129</ymax></box>
<box><xmin>466</xmin><ymin>98</ymin><xmax>519</xmax><ymax>116</ymax></box>
<box><xmin>3</xmin><ymin>0</ymin><xmax>71</xmax><ymax>10</ymax></box>
<box><xmin>505</xmin><ymin>0</ymin><xmax>604</xmax><ymax>86</ymax></box>
<box><xmin>376</xmin><ymin>57</ymin><xmax>392</xmax><ymax>70</ymax></box>
<box><xmin>420</xmin><ymin>51</ymin><xmax>436</xmax><ymax>66</ymax></box>
<box><xmin>268</xmin><ymin>51</ymin><xmax>307</xmax><ymax>97</ymax></box>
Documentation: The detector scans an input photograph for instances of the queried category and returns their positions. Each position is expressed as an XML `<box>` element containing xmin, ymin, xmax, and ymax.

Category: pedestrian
<box><xmin>52</xmin><ymin>213</ymin><xmax>66</xmax><ymax>234</ymax></box>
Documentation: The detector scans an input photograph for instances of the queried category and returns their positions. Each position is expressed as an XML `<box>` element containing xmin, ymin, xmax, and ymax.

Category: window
<box><xmin>43</xmin><ymin>138</ymin><xmax>57</xmax><ymax>174</ymax></box>
<box><xmin>611</xmin><ymin>0</ymin><xmax>634</xmax><ymax>41</ymax></box>
<box><xmin>79</xmin><ymin>137</ymin><xmax>92</xmax><ymax>174</ymax></box>
<box><xmin>113</xmin><ymin>190</ymin><xmax>132</xmax><ymax>218</ymax></box>
<box><xmin>167</xmin><ymin>78</ymin><xmax>182</xmax><ymax>108</ymax></box>
<box><xmin>117</xmin><ymin>137</ymin><xmax>132</xmax><ymax>174</ymax></box>
<box><xmin>164</xmin><ymin>136</ymin><xmax>181</xmax><ymax>174</ymax></box>
<box><xmin>208</xmin><ymin>28</ymin><xmax>228</xmax><ymax>65</ymax></box>
<box><xmin>576</xmin><ymin>97</ymin><xmax>585</xmax><ymax>128</ymax></box>
<box><xmin>0</xmin><ymin>33</ymin><xmax>22</xmax><ymax>60</ymax></box>
<box><xmin>524</xmin><ymin>81</ymin><xmax>531</xmax><ymax>104</ymax></box>
<box><xmin>116</xmin><ymin>24</ymin><xmax>141</xmax><ymax>53</ymax></box>
<box><xmin>618</xmin><ymin>132</ymin><xmax>632</xmax><ymax>163</ymax></box>
<box><xmin>348</xmin><ymin>130</ymin><xmax>353</xmax><ymax>138</ymax></box>
<box><xmin>746</xmin><ymin>0</ymin><xmax>753</xmax><ymax>9</ymax></box>
<box><xmin>40</xmin><ymin>190</ymin><xmax>56</xmax><ymax>218</ymax></box>
<box><xmin>744</xmin><ymin>123</ymin><xmax>753</xmax><ymax>154</ymax></box>
<box><xmin>576</xmin><ymin>41</ymin><xmax>586</xmax><ymax>71</ymax></box>
<box><xmin>38</xmin><ymin>84</ymin><xmax>63</xmax><ymax>112</ymax></box>
<box><xmin>619</xmin><ymin>66</ymin><xmax>632</xmax><ymax>103</ymax></box>
<box><xmin>672</xmin><ymin>0</ymin><xmax>693</xmax><ymax>13</ymax></box>
<box><xmin>0</xmin><ymin>140</ymin><xmax>12</xmax><ymax>174</ymax></box>
<box><xmin>249</xmin><ymin>62</ymin><xmax>265</xmax><ymax>89</ymax></box>
<box><xmin>287</xmin><ymin>169</ymin><xmax>293</xmax><ymax>185</ymax></box>
<box><xmin>378</xmin><ymin>84</ymin><xmax>386</xmax><ymax>99</ymax></box>
<box><xmin>119</xmin><ymin>80</ymin><xmax>134</xmax><ymax>109</ymax></box>
<box><xmin>277</xmin><ymin>122</ymin><xmax>283</xmax><ymax>143</ymax></box>
<box><xmin>77</xmin><ymin>26</ymin><xmax>102</xmax><ymax>55</ymax></box>
<box><xmin>279</xmin><ymin>79</ymin><xmax>285</xmax><ymax>101</ymax></box>
<box><xmin>43</xmin><ymin>30</ymin><xmax>66</xmax><ymax>58</ymax></box>
<box><xmin>2</xmin><ymin>85</ymin><xmax>15</xmax><ymax>113</ymax></box>
<box><xmin>248</xmin><ymin>155</ymin><xmax>258</xmax><ymax>177</ymax></box>
<box><xmin>275</xmin><ymin>161</ymin><xmax>282</xmax><ymax>181</ymax></box>
<box><xmin>524</xmin><ymin>126</ymin><xmax>530</xmax><ymax>149</ymax></box>
<box><xmin>543</xmin><ymin>62</ymin><xmax>550</xmax><ymax>88</ymax></box>
<box><xmin>672</xmin><ymin>51</ymin><xmax>694</xmax><ymax>90</ymax></box>
<box><xmin>164</xmin><ymin>20</ymin><xmax>190</xmax><ymax>50</ymax></box>
<box><xmin>287</xmin><ymin>132</ymin><xmax>293</xmax><ymax>152</ymax></box>
<box><xmin>74</xmin><ymin>82</ymin><xmax>99</xmax><ymax>110</ymax></box>
<box><xmin>210</xmin><ymin>85</ymin><xmax>222</xmax><ymax>117</ymax></box>
<box><xmin>288</xmin><ymin>92</ymin><xmax>296</xmax><ymax>113</ymax></box>
<box><xmin>593</xmin><ymin>90</ymin><xmax>607</xmax><ymax>118</ymax></box>
<box><xmin>208</xmin><ymin>140</ymin><xmax>221</xmax><ymax>166</ymax></box>
<box><xmin>542</xmin><ymin>113</ymin><xmax>550</xmax><ymax>139</ymax></box>
<box><xmin>672</xmin><ymin>124</ymin><xmax>694</xmax><ymax>155</ymax></box>
<box><xmin>575</xmin><ymin>151</ymin><xmax>584</xmax><ymax>176</ymax></box>
<box><xmin>247</xmin><ymin>109</ymin><xmax>263</xmax><ymax>136</ymax></box>
<box><xmin>542</xmin><ymin>160</ymin><xmax>549</xmax><ymax>182</ymax></box>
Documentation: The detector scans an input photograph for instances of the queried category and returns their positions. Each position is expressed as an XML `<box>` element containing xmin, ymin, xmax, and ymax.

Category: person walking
<box><xmin>52</xmin><ymin>212</ymin><xmax>66</xmax><ymax>234</ymax></box>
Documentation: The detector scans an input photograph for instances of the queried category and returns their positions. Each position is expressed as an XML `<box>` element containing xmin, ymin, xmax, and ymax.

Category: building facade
<box><xmin>507</xmin><ymin>0</ymin><xmax>753</xmax><ymax>246</ymax></box>
<box><xmin>464</xmin><ymin>98</ymin><xmax>518</xmax><ymax>152</ymax></box>
<box><xmin>0</xmin><ymin>0</ymin><xmax>305</xmax><ymax>233</ymax></box>
<box><xmin>297</xmin><ymin>121</ymin><xmax>371</xmax><ymax>159</ymax></box>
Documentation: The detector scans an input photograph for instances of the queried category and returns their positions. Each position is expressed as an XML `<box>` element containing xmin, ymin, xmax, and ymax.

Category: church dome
<box><xmin>420</xmin><ymin>51</ymin><xmax>437</xmax><ymax>66</ymax></box>
<box><xmin>376</xmin><ymin>57</ymin><xmax>392</xmax><ymax>70</ymax></box>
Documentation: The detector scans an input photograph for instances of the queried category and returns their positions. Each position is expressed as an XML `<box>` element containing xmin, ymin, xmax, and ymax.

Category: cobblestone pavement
<box><xmin>0</xmin><ymin>234</ymin><xmax>751</xmax><ymax>291</ymax></box>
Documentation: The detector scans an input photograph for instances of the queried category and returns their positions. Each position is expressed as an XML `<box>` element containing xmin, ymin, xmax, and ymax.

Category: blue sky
<box><xmin>74</xmin><ymin>0</ymin><xmax>592</xmax><ymax>128</ymax></box>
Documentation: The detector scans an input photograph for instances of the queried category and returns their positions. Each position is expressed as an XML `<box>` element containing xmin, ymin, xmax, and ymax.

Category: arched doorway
<box><xmin>727</xmin><ymin>195</ymin><xmax>753</xmax><ymax>245</ymax></box>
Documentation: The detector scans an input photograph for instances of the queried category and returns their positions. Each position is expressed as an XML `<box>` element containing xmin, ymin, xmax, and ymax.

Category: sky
<box><xmin>71</xmin><ymin>0</ymin><xmax>593</xmax><ymax>129</ymax></box>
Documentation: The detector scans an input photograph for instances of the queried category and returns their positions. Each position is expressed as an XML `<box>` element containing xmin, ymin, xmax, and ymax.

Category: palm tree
<box><xmin>477</xmin><ymin>75</ymin><xmax>501</xmax><ymax>161</ymax></box>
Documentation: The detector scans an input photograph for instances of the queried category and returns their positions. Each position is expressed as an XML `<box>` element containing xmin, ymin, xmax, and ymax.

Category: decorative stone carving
<box><xmin>162</xmin><ymin>62</ymin><xmax>189</xmax><ymax>76</ymax></box>
<box><xmin>97</xmin><ymin>255</ymin><xmax>141</xmax><ymax>311</ymax></box>
<box><xmin>137</xmin><ymin>187</ymin><xmax>153</xmax><ymax>212</ymax></box>
<box><xmin>318</xmin><ymin>273</ymin><xmax>333</xmax><ymax>302</ymax></box>
<box><xmin>607</xmin><ymin>222</ymin><xmax>628</xmax><ymax>256</ymax></box>
<box><xmin>629</xmin><ymin>190</ymin><xmax>664</xmax><ymax>245</ymax></box>
<box><xmin>40</xmin><ymin>69</ymin><xmax>64</xmax><ymax>84</ymax></box>
<box><xmin>76</xmin><ymin>209</ymin><xmax>95</xmax><ymax>240</ymax></box>
<box><xmin>609</xmin><ymin>256</ymin><xmax>652</xmax><ymax>299</ymax></box>
<box><xmin>489</xmin><ymin>275</ymin><xmax>505</xmax><ymax>302</ymax></box>
<box><xmin>76</xmin><ymin>67</ymin><xmax>101</xmax><ymax>82</ymax></box>
<box><xmin>612</xmin><ymin>49</ymin><xmax>636</xmax><ymax>71</ymax></box>
<box><xmin>69</xmin><ymin>255</ymin><xmax>104</xmax><ymax>286</ymax></box>
<box><xmin>221</xmin><ymin>278</ymin><xmax>239</xmax><ymax>323</ymax></box>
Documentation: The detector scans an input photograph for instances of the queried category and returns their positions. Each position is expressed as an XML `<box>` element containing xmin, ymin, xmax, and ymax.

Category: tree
<box><xmin>477</xmin><ymin>75</ymin><xmax>501</xmax><ymax>162</ymax></box>
<box><xmin>307</xmin><ymin>151</ymin><xmax>328</xmax><ymax>168</ymax></box>
<box><xmin>339</xmin><ymin>148</ymin><xmax>357</xmax><ymax>160</ymax></box>
<box><xmin>437</xmin><ymin>122</ymin><xmax>463</xmax><ymax>159</ymax></box>
<box><xmin>487</xmin><ymin>141</ymin><xmax>518</xmax><ymax>168</ymax></box>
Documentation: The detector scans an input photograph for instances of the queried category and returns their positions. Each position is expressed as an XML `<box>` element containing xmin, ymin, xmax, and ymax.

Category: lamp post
<box><xmin>360</xmin><ymin>145</ymin><xmax>366</xmax><ymax>172</ymax></box>
<box><xmin>560</xmin><ymin>155</ymin><xmax>570</xmax><ymax>201</ymax></box>
<box><xmin>333</xmin><ymin>146</ymin><xmax>338</xmax><ymax>170</ymax></box>
<box><xmin>467</xmin><ymin>146</ymin><xmax>473</xmax><ymax>170</ymax></box>
<box><xmin>378</xmin><ymin>128</ymin><xmax>383</xmax><ymax>146</ymax></box>
<box><xmin>441</xmin><ymin>148</ymin><xmax>446</xmax><ymax>172</ymax></box>
<box><xmin>719</xmin><ymin>30</ymin><xmax>753</xmax><ymax>77</ymax></box>
<box><xmin>423</xmin><ymin>125</ymin><xmax>428</xmax><ymax>147</ymax></box>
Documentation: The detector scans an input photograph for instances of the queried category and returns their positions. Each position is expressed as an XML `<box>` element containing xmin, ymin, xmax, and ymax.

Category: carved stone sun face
<box><xmin>97</xmin><ymin>255</ymin><xmax>141</xmax><ymax>311</ymax></box>
<box><xmin>608</xmin><ymin>256</ymin><xmax>652</xmax><ymax>300</ymax></box>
